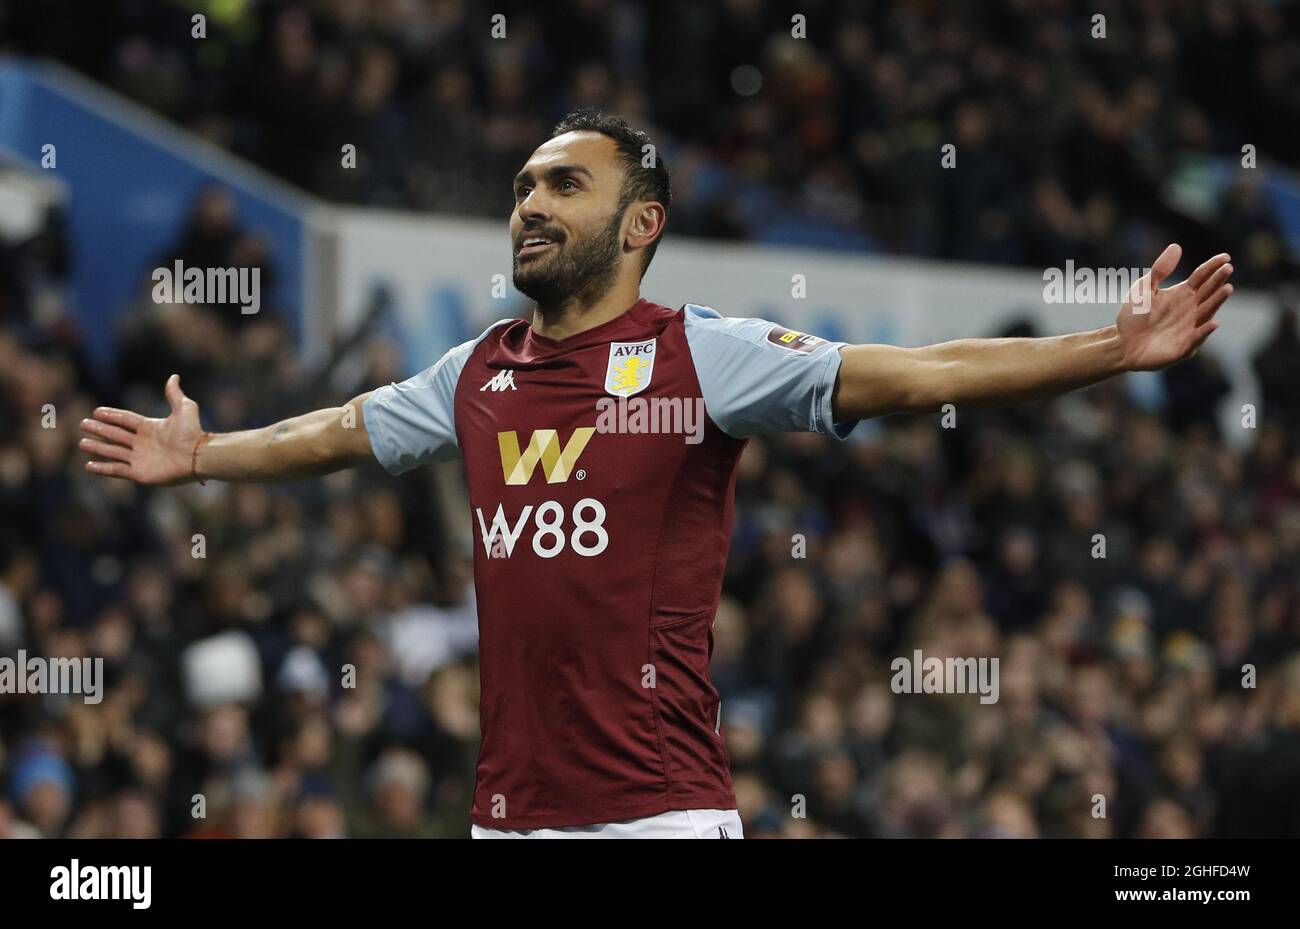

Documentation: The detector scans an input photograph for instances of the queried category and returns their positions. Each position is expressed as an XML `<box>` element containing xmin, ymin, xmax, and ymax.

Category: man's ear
<box><xmin>627</xmin><ymin>202</ymin><xmax>664</xmax><ymax>250</ymax></box>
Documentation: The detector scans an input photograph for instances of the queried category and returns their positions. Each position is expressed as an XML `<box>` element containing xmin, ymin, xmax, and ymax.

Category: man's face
<box><xmin>511</xmin><ymin>132</ymin><xmax>627</xmax><ymax>305</ymax></box>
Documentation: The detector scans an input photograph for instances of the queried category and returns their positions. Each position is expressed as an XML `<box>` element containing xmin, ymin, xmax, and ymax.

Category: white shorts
<box><xmin>471</xmin><ymin>808</ymin><xmax>743</xmax><ymax>839</ymax></box>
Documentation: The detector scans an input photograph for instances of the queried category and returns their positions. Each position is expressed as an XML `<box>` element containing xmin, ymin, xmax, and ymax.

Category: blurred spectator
<box><xmin>1251</xmin><ymin>290</ymin><xmax>1300</xmax><ymax>432</ymax></box>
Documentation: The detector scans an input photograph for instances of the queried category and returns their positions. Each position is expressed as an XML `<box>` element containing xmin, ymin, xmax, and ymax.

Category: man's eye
<box><xmin>561</xmin><ymin>179</ymin><xmax>578</xmax><ymax>191</ymax></box>
<box><xmin>516</xmin><ymin>186</ymin><xmax>531</xmax><ymax>198</ymax></box>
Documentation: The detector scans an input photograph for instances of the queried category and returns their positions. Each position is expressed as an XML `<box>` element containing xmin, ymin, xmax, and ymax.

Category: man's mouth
<box><xmin>517</xmin><ymin>235</ymin><xmax>559</xmax><ymax>258</ymax></box>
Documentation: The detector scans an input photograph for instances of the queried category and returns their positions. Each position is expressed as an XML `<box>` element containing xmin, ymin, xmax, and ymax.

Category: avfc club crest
<box><xmin>604</xmin><ymin>338</ymin><xmax>656</xmax><ymax>397</ymax></box>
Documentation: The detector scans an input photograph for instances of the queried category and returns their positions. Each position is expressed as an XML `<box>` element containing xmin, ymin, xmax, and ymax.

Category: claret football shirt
<box><xmin>363</xmin><ymin>298</ymin><xmax>857</xmax><ymax>828</ymax></box>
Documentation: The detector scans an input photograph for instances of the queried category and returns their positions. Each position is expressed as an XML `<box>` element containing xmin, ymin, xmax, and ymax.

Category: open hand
<box><xmin>80</xmin><ymin>374</ymin><xmax>203</xmax><ymax>485</ymax></box>
<box><xmin>1116</xmin><ymin>244</ymin><xmax>1234</xmax><ymax>372</ymax></box>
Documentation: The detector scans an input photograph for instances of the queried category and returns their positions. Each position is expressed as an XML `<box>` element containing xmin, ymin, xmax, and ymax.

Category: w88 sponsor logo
<box><xmin>475</xmin><ymin>498</ymin><xmax>609</xmax><ymax>558</ymax></box>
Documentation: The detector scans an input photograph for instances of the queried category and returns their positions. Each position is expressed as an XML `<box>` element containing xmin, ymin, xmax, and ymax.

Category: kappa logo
<box><xmin>498</xmin><ymin>428</ymin><xmax>595</xmax><ymax>484</ymax></box>
<box><xmin>604</xmin><ymin>338</ymin><xmax>656</xmax><ymax>397</ymax></box>
<box><xmin>766</xmin><ymin>325</ymin><xmax>824</xmax><ymax>353</ymax></box>
<box><xmin>481</xmin><ymin>370</ymin><xmax>518</xmax><ymax>392</ymax></box>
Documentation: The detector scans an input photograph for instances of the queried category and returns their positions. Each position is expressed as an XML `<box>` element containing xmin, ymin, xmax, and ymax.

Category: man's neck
<box><xmin>531</xmin><ymin>285</ymin><xmax>642</xmax><ymax>341</ymax></box>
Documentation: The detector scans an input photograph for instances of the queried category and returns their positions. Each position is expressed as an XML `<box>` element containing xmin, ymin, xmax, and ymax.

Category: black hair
<box><xmin>549</xmin><ymin>108</ymin><xmax>672</xmax><ymax>277</ymax></box>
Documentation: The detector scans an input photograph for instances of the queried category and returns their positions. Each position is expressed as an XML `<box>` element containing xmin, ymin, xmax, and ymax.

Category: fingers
<box><xmin>93</xmin><ymin>407</ymin><xmax>145</xmax><ymax>431</ymax></box>
<box><xmin>1197</xmin><ymin>261</ymin><xmax>1234</xmax><ymax>299</ymax></box>
<box><xmin>1190</xmin><ymin>267</ymin><xmax>1232</xmax><ymax>324</ymax></box>
<box><xmin>84</xmin><ymin>460</ymin><xmax>133</xmax><ymax>480</ymax></box>
<box><xmin>1189</xmin><ymin>320</ymin><xmax>1220</xmax><ymax>356</ymax></box>
<box><xmin>1149</xmin><ymin>243</ymin><xmax>1182</xmax><ymax>289</ymax></box>
<box><xmin>80</xmin><ymin>418</ymin><xmax>135</xmax><ymax>447</ymax></box>
<box><xmin>164</xmin><ymin>374</ymin><xmax>185</xmax><ymax>415</ymax></box>
<box><xmin>1201</xmin><ymin>283</ymin><xmax>1234</xmax><ymax>319</ymax></box>
<box><xmin>79</xmin><ymin>437</ymin><xmax>133</xmax><ymax>464</ymax></box>
<box><xmin>1188</xmin><ymin>252</ymin><xmax>1231</xmax><ymax>290</ymax></box>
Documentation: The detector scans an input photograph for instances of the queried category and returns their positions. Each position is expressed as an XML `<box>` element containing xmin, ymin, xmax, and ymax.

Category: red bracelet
<box><xmin>191</xmin><ymin>432</ymin><xmax>212</xmax><ymax>485</ymax></box>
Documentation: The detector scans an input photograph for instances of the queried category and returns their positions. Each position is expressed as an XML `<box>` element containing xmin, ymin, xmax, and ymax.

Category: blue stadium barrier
<box><xmin>0</xmin><ymin>57</ymin><xmax>314</xmax><ymax>369</ymax></box>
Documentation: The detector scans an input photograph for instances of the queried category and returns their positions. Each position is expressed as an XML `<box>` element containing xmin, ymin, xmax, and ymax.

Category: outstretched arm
<box><xmin>80</xmin><ymin>374</ymin><xmax>375</xmax><ymax>485</ymax></box>
<box><xmin>833</xmin><ymin>245</ymin><xmax>1234</xmax><ymax>420</ymax></box>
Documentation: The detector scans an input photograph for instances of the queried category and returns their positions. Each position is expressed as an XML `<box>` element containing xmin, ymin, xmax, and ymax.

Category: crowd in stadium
<box><xmin>2</xmin><ymin>187</ymin><xmax>1298</xmax><ymax>837</ymax></box>
<box><xmin>3</xmin><ymin>0</ymin><xmax>1298</xmax><ymax>284</ymax></box>
<box><xmin>1</xmin><ymin>0</ymin><xmax>1299</xmax><ymax>839</ymax></box>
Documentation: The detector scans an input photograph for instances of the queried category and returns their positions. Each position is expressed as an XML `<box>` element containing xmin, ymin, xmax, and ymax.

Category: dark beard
<box><xmin>513</xmin><ymin>212</ymin><xmax>623</xmax><ymax>308</ymax></box>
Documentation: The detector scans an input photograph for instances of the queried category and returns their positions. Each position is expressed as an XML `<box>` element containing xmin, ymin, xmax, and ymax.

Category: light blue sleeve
<box><xmin>683</xmin><ymin>304</ymin><xmax>858</xmax><ymax>440</ymax></box>
<box><xmin>363</xmin><ymin>320</ymin><xmax>513</xmax><ymax>474</ymax></box>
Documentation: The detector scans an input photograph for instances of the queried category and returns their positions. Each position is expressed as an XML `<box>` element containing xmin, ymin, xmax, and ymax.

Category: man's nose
<box><xmin>517</xmin><ymin>190</ymin><xmax>551</xmax><ymax>223</ymax></box>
